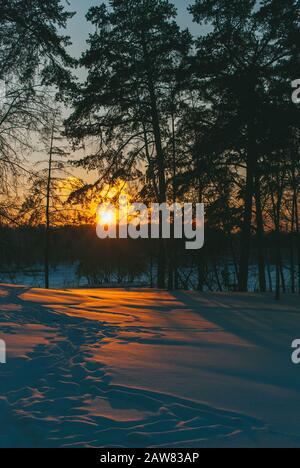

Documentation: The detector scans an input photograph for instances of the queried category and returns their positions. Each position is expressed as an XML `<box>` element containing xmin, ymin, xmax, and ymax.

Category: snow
<box><xmin>1</xmin><ymin>284</ymin><xmax>300</xmax><ymax>447</ymax></box>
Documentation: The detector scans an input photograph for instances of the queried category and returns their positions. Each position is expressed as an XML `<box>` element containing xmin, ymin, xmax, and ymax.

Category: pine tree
<box><xmin>0</xmin><ymin>0</ymin><xmax>75</xmax><ymax>216</ymax></box>
<box><xmin>190</xmin><ymin>0</ymin><xmax>300</xmax><ymax>291</ymax></box>
<box><xmin>66</xmin><ymin>0</ymin><xmax>191</xmax><ymax>288</ymax></box>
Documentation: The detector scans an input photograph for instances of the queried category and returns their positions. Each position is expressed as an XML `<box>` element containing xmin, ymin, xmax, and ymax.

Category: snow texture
<box><xmin>1</xmin><ymin>284</ymin><xmax>300</xmax><ymax>448</ymax></box>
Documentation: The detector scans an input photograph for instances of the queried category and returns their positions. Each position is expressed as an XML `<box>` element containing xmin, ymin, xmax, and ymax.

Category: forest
<box><xmin>0</xmin><ymin>0</ymin><xmax>300</xmax><ymax>298</ymax></box>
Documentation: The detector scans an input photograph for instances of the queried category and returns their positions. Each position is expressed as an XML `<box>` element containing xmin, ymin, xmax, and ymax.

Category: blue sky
<box><xmin>66</xmin><ymin>0</ymin><xmax>199</xmax><ymax>59</ymax></box>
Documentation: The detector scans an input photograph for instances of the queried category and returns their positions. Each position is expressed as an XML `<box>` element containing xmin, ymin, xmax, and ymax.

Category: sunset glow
<box><xmin>98</xmin><ymin>209</ymin><xmax>115</xmax><ymax>226</ymax></box>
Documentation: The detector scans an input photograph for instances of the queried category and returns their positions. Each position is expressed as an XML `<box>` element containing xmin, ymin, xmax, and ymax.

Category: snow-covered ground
<box><xmin>0</xmin><ymin>265</ymin><xmax>85</xmax><ymax>289</ymax></box>
<box><xmin>1</xmin><ymin>285</ymin><xmax>300</xmax><ymax>447</ymax></box>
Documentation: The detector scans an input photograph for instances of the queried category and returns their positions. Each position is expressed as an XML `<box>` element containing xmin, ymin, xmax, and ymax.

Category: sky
<box><xmin>66</xmin><ymin>0</ymin><xmax>200</xmax><ymax>60</ymax></box>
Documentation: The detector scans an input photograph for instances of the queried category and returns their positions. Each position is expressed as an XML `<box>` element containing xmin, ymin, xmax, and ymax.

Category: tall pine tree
<box><xmin>190</xmin><ymin>0</ymin><xmax>300</xmax><ymax>291</ymax></box>
<box><xmin>66</xmin><ymin>0</ymin><xmax>191</xmax><ymax>288</ymax></box>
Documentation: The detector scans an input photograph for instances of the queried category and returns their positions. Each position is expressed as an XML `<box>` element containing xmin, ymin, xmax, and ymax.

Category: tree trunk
<box><xmin>271</xmin><ymin>175</ymin><xmax>284</xmax><ymax>301</ymax></box>
<box><xmin>196</xmin><ymin>154</ymin><xmax>205</xmax><ymax>292</ymax></box>
<box><xmin>168</xmin><ymin>103</ymin><xmax>178</xmax><ymax>291</ymax></box>
<box><xmin>197</xmin><ymin>251</ymin><xmax>205</xmax><ymax>292</ymax></box>
<box><xmin>239</xmin><ymin>85</ymin><xmax>257</xmax><ymax>293</ymax></box>
<box><xmin>279</xmin><ymin>252</ymin><xmax>286</xmax><ymax>293</ymax></box>
<box><xmin>290</xmin><ymin>200</ymin><xmax>296</xmax><ymax>293</ymax></box>
<box><xmin>45</xmin><ymin>122</ymin><xmax>55</xmax><ymax>290</ymax></box>
<box><xmin>294</xmin><ymin>189</ymin><xmax>300</xmax><ymax>293</ymax></box>
<box><xmin>141</xmin><ymin>30</ymin><xmax>167</xmax><ymax>289</ymax></box>
<box><xmin>266</xmin><ymin>251</ymin><xmax>273</xmax><ymax>292</ymax></box>
<box><xmin>239</xmin><ymin>151</ymin><xmax>255</xmax><ymax>291</ymax></box>
<box><xmin>275</xmin><ymin>250</ymin><xmax>281</xmax><ymax>300</ymax></box>
<box><xmin>255</xmin><ymin>175</ymin><xmax>266</xmax><ymax>292</ymax></box>
<box><xmin>290</xmin><ymin>159</ymin><xmax>300</xmax><ymax>293</ymax></box>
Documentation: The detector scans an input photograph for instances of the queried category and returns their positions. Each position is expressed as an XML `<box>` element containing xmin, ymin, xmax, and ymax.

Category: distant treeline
<box><xmin>0</xmin><ymin>226</ymin><xmax>298</xmax><ymax>293</ymax></box>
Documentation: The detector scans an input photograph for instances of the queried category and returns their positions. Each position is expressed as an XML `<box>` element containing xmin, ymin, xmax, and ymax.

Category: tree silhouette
<box><xmin>190</xmin><ymin>0</ymin><xmax>300</xmax><ymax>291</ymax></box>
<box><xmin>66</xmin><ymin>0</ymin><xmax>191</xmax><ymax>288</ymax></box>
